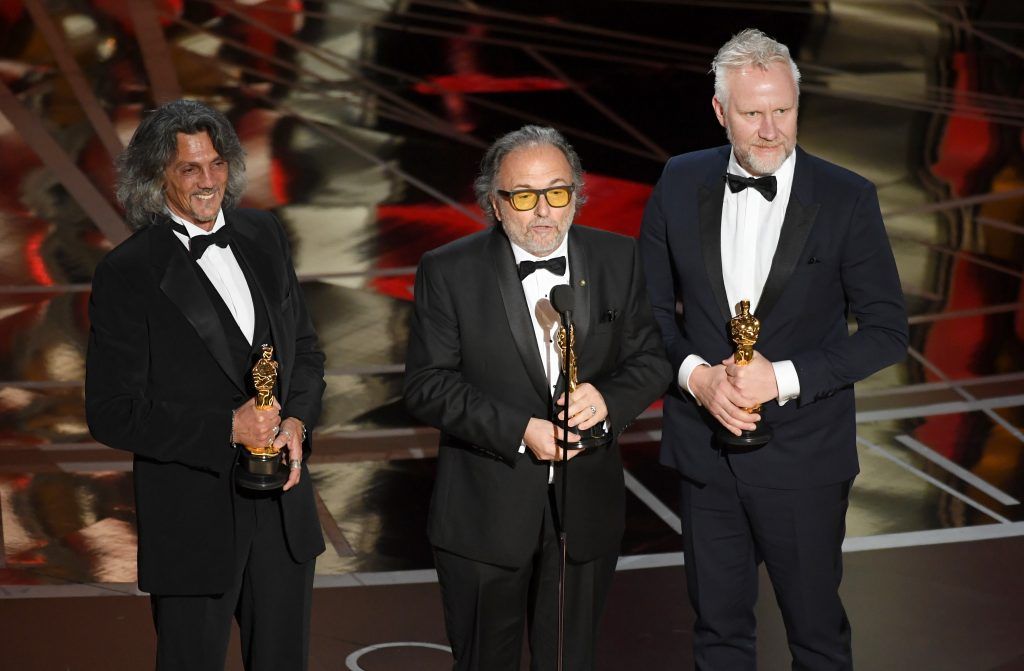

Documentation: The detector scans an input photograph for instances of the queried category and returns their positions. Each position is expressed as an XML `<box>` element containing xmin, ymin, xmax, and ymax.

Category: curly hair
<box><xmin>116</xmin><ymin>99</ymin><xmax>247</xmax><ymax>229</ymax></box>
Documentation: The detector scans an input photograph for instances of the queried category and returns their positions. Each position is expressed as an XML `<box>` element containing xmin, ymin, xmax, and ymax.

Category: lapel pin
<box><xmin>578</xmin><ymin>279</ymin><xmax>586</xmax><ymax>287</ymax></box>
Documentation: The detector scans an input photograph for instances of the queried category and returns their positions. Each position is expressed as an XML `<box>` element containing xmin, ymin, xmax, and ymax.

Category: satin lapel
<box><xmin>698</xmin><ymin>180</ymin><xmax>731</xmax><ymax>322</ymax></box>
<box><xmin>227</xmin><ymin>213</ymin><xmax>291</xmax><ymax>395</ymax></box>
<box><xmin>489</xmin><ymin>228</ymin><xmax>550</xmax><ymax>401</ymax></box>
<box><xmin>754</xmin><ymin>149</ymin><xmax>820</xmax><ymax>323</ymax></box>
<box><xmin>567</xmin><ymin>227</ymin><xmax>591</xmax><ymax>347</ymax></box>
<box><xmin>157</xmin><ymin>227</ymin><xmax>246</xmax><ymax>394</ymax></box>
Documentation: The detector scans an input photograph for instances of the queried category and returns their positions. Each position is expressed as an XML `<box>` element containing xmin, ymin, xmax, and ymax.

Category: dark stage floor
<box><xmin>4</xmin><ymin>535</ymin><xmax>1024</xmax><ymax>670</ymax></box>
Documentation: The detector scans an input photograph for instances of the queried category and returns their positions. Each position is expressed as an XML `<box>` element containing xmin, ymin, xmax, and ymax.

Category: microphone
<box><xmin>549</xmin><ymin>284</ymin><xmax>574</xmax><ymax>317</ymax></box>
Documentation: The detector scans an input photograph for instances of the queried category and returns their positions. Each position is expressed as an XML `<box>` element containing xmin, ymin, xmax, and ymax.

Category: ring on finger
<box><xmin>589</xmin><ymin>404</ymin><xmax>597</xmax><ymax>417</ymax></box>
<box><xmin>289</xmin><ymin>459</ymin><xmax>301</xmax><ymax>470</ymax></box>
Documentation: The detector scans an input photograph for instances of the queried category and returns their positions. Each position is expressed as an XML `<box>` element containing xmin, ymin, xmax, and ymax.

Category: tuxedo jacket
<box><xmin>86</xmin><ymin>209</ymin><xmax>326</xmax><ymax>595</ymax></box>
<box><xmin>639</xmin><ymin>145</ymin><xmax>908</xmax><ymax>489</ymax></box>
<box><xmin>403</xmin><ymin>225</ymin><xmax>671</xmax><ymax>567</ymax></box>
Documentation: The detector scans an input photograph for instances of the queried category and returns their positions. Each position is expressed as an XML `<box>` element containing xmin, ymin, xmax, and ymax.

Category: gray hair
<box><xmin>116</xmin><ymin>99</ymin><xmax>247</xmax><ymax>229</ymax></box>
<box><xmin>711</xmin><ymin>28</ymin><xmax>801</xmax><ymax>107</ymax></box>
<box><xmin>474</xmin><ymin>125</ymin><xmax>586</xmax><ymax>225</ymax></box>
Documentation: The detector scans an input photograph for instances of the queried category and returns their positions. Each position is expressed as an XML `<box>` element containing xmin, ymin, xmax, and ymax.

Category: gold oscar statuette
<box><xmin>236</xmin><ymin>344</ymin><xmax>290</xmax><ymax>490</ymax></box>
<box><xmin>554</xmin><ymin>323</ymin><xmax>610</xmax><ymax>450</ymax></box>
<box><xmin>718</xmin><ymin>300</ymin><xmax>773</xmax><ymax>448</ymax></box>
<box><xmin>556</xmin><ymin>323</ymin><xmax>578</xmax><ymax>394</ymax></box>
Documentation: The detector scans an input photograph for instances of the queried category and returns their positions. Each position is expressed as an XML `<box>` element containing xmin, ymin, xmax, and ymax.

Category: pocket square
<box><xmin>601</xmin><ymin>309</ymin><xmax>620</xmax><ymax>323</ymax></box>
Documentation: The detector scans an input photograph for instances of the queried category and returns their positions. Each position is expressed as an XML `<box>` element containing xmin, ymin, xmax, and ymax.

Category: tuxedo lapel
<box><xmin>156</xmin><ymin>226</ymin><xmax>246</xmax><ymax>394</ymax></box>
<box><xmin>698</xmin><ymin>178</ymin><xmax>732</xmax><ymax>323</ymax></box>
<box><xmin>567</xmin><ymin>227</ymin><xmax>591</xmax><ymax>348</ymax></box>
<box><xmin>226</xmin><ymin>213</ymin><xmax>292</xmax><ymax>399</ymax></box>
<box><xmin>755</xmin><ymin>148</ymin><xmax>820</xmax><ymax>322</ymax></box>
<box><xmin>489</xmin><ymin>228</ymin><xmax>551</xmax><ymax>401</ymax></box>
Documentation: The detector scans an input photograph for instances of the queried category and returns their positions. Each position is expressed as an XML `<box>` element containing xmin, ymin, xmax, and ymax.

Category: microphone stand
<box><xmin>555</xmin><ymin>311</ymin><xmax>572</xmax><ymax>671</ymax></box>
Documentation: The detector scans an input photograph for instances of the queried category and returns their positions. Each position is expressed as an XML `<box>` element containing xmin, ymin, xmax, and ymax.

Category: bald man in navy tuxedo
<box><xmin>640</xmin><ymin>30</ymin><xmax>908</xmax><ymax>670</ymax></box>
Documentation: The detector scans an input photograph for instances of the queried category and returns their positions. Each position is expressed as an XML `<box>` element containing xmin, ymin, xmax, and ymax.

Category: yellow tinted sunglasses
<box><xmin>496</xmin><ymin>185</ymin><xmax>576</xmax><ymax>211</ymax></box>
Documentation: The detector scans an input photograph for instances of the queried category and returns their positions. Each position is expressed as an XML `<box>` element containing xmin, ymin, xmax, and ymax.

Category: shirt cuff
<box><xmin>678</xmin><ymin>354</ymin><xmax>710</xmax><ymax>404</ymax></box>
<box><xmin>772</xmin><ymin>359</ymin><xmax>800</xmax><ymax>405</ymax></box>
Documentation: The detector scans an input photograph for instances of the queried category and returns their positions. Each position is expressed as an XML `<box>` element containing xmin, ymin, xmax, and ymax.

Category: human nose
<box><xmin>197</xmin><ymin>167</ymin><xmax>216</xmax><ymax>188</ymax></box>
<box><xmin>759</xmin><ymin>114</ymin><xmax>777</xmax><ymax>140</ymax></box>
<box><xmin>534</xmin><ymin>193</ymin><xmax>551</xmax><ymax>217</ymax></box>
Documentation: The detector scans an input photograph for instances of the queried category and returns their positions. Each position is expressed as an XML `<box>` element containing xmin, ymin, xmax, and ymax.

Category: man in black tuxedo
<box><xmin>85</xmin><ymin>99</ymin><xmax>326</xmax><ymax>670</ymax></box>
<box><xmin>639</xmin><ymin>29</ymin><xmax>908</xmax><ymax>670</ymax></box>
<box><xmin>404</xmin><ymin>125</ymin><xmax>671</xmax><ymax>670</ymax></box>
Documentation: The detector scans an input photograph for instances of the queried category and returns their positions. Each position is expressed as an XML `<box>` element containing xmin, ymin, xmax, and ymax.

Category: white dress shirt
<box><xmin>510</xmin><ymin>237</ymin><xmax>572</xmax><ymax>483</ymax></box>
<box><xmin>679</xmin><ymin>149</ymin><xmax>801</xmax><ymax>405</ymax></box>
<box><xmin>168</xmin><ymin>209</ymin><xmax>256</xmax><ymax>345</ymax></box>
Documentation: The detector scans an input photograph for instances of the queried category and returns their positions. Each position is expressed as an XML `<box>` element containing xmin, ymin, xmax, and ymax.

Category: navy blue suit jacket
<box><xmin>639</xmin><ymin>145</ymin><xmax>908</xmax><ymax>489</ymax></box>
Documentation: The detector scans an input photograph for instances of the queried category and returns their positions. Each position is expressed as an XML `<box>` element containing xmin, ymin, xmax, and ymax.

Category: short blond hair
<box><xmin>711</xmin><ymin>28</ymin><xmax>801</xmax><ymax>107</ymax></box>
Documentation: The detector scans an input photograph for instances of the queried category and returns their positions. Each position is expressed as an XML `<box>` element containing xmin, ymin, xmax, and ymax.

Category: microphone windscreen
<box><xmin>550</xmin><ymin>284</ymin><xmax>575</xmax><ymax>314</ymax></box>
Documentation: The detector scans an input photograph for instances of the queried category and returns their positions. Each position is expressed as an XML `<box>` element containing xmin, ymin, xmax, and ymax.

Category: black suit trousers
<box><xmin>679</xmin><ymin>453</ymin><xmax>853</xmax><ymax>671</ymax></box>
<box><xmin>433</xmin><ymin>487</ymin><xmax>618</xmax><ymax>671</ymax></box>
<box><xmin>150</xmin><ymin>488</ymin><xmax>316</xmax><ymax>671</ymax></box>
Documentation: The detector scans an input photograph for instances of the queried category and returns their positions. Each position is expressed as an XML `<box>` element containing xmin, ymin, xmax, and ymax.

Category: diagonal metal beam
<box><xmin>0</xmin><ymin>82</ymin><xmax>129</xmax><ymax>245</ymax></box>
<box><xmin>525</xmin><ymin>47</ymin><xmax>670</xmax><ymax>162</ymax></box>
<box><xmin>128</xmin><ymin>0</ymin><xmax>182</xmax><ymax>104</ymax></box>
<box><xmin>23</xmin><ymin>0</ymin><xmax>122</xmax><ymax>161</ymax></box>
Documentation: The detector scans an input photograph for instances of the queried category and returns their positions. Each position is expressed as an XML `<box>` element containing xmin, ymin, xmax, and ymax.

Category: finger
<box><xmin>554</xmin><ymin>393</ymin><xmax>567</xmax><ymax>407</ymax></box>
<box><xmin>272</xmin><ymin>427</ymin><xmax>293</xmax><ymax>450</ymax></box>
<box><xmin>282</xmin><ymin>467</ymin><xmax>300</xmax><ymax>491</ymax></box>
<box><xmin>569</xmin><ymin>403</ymin><xmax>600</xmax><ymax>429</ymax></box>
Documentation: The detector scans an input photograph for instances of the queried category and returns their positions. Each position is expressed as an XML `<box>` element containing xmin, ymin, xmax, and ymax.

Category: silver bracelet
<box><xmin>230</xmin><ymin>408</ymin><xmax>237</xmax><ymax>446</ymax></box>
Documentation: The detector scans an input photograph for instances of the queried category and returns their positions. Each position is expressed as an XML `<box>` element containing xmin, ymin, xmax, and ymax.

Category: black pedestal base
<box><xmin>716</xmin><ymin>421</ymin><xmax>773</xmax><ymax>449</ymax></box>
<box><xmin>235</xmin><ymin>450</ymin><xmax>289</xmax><ymax>491</ymax></box>
<box><xmin>555</xmin><ymin>421</ymin><xmax>612</xmax><ymax>451</ymax></box>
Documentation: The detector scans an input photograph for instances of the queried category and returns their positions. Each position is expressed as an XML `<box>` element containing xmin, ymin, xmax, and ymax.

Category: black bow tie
<box><xmin>170</xmin><ymin>222</ymin><xmax>233</xmax><ymax>260</ymax></box>
<box><xmin>518</xmin><ymin>256</ymin><xmax>566</xmax><ymax>280</ymax></box>
<box><xmin>724</xmin><ymin>173</ymin><xmax>777</xmax><ymax>201</ymax></box>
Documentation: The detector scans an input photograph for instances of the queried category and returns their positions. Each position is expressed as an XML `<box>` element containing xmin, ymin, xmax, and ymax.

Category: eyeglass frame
<box><xmin>495</xmin><ymin>184</ymin><xmax>577</xmax><ymax>211</ymax></box>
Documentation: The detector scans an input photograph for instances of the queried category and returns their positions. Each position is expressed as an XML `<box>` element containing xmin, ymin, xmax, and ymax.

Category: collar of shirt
<box><xmin>509</xmin><ymin>235</ymin><xmax>570</xmax><ymax>279</ymax></box>
<box><xmin>726</xmin><ymin>147</ymin><xmax>797</xmax><ymax>198</ymax></box>
<box><xmin>167</xmin><ymin>208</ymin><xmax>227</xmax><ymax>247</ymax></box>
<box><xmin>166</xmin><ymin>208</ymin><xmax>255</xmax><ymax>344</ymax></box>
<box><xmin>720</xmin><ymin>149</ymin><xmax>796</xmax><ymax>317</ymax></box>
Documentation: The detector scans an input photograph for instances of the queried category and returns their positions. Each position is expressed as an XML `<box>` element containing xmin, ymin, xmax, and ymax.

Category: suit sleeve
<box><xmin>639</xmin><ymin>171</ymin><xmax>695</xmax><ymax>374</ymax></box>
<box><xmin>590</xmin><ymin>240</ymin><xmax>673</xmax><ymax>434</ymax></box>
<box><xmin>274</xmin><ymin>215</ymin><xmax>326</xmax><ymax>441</ymax></box>
<box><xmin>85</xmin><ymin>258</ymin><xmax>236</xmax><ymax>474</ymax></box>
<box><xmin>791</xmin><ymin>182</ymin><xmax>909</xmax><ymax>405</ymax></box>
<box><xmin>402</xmin><ymin>252</ymin><xmax>532</xmax><ymax>465</ymax></box>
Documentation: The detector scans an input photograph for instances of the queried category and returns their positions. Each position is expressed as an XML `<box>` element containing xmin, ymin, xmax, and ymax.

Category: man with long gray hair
<box><xmin>86</xmin><ymin>99</ymin><xmax>326</xmax><ymax>670</ymax></box>
<box><xmin>640</xmin><ymin>29</ymin><xmax>907</xmax><ymax>668</ymax></box>
<box><xmin>404</xmin><ymin>125</ymin><xmax>670</xmax><ymax>670</ymax></box>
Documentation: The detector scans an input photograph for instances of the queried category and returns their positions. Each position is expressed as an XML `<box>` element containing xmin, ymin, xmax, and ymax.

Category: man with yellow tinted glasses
<box><xmin>404</xmin><ymin>125</ymin><xmax>670</xmax><ymax>670</ymax></box>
